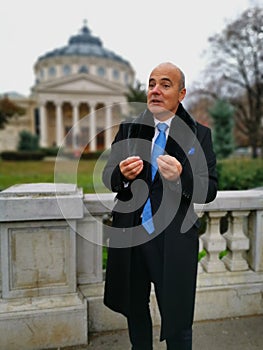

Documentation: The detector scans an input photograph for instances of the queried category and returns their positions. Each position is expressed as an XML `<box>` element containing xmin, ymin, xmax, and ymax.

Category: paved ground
<box><xmin>63</xmin><ymin>315</ymin><xmax>263</xmax><ymax>350</ymax></box>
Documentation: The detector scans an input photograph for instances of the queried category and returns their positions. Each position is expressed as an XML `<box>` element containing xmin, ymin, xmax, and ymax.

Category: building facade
<box><xmin>32</xmin><ymin>21</ymin><xmax>135</xmax><ymax>151</ymax></box>
<box><xmin>0</xmin><ymin>21</ymin><xmax>135</xmax><ymax>152</ymax></box>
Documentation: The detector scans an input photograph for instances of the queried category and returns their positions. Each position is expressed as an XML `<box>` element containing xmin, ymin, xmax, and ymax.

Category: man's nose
<box><xmin>151</xmin><ymin>84</ymin><xmax>161</xmax><ymax>94</ymax></box>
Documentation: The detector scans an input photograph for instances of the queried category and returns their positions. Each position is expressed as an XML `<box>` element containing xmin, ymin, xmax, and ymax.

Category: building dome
<box><xmin>33</xmin><ymin>20</ymin><xmax>134</xmax><ymax>88</ymax></box>
<box><xmin>38</xmin><ymin>20</ymin><xmax>130</xmax><ymax>66</ymax></box>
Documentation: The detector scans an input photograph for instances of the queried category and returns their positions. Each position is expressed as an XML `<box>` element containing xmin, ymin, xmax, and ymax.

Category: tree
<box><xmin>193</xmin><ymin>6</ymin><xmax>263</xmax><ymax>158</ymax></box>
<box><xmin>209</xmin><ymin>99</ymin><xmax>234</xmax><ymax>159</ymax></box>
<box><xmin>17</xmin><ymin>130</ymin><xmax>39</xmax><ymax>151</ymax></box>
<box><xmin>0</xmin><ymin>95</ymin><xmax>25</xmax><ymax>129</ymax></box>
<box><xmin>125</xmin><ymin>80</ymin><xmax>147</xmax><ymax>103</ymax></box>
<box><xmin>125</xmin><ymin>80</ymin><xmax>147</xmax><ymax>116</ymax></box>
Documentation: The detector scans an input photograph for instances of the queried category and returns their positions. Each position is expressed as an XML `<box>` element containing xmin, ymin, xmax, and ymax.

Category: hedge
<box><xmin>1</xmin><ymin>151</ymin><xmax>45</xmax><ymax>161</ymax></box>
<box><xmin>217</xmin><ymin>158</ymin><xmax>263</xmax><ymax>190</ymax></box>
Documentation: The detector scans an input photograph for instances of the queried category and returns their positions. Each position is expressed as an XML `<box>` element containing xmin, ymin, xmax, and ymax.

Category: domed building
<box><xmin>0</xmin><ymin>21</ymin><xmax>135</xmax><ymax>153</ymax></box>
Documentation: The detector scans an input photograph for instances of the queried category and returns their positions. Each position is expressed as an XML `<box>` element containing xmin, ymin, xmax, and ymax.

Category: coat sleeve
<box><xmin>179</xmin><ymin>126</ymin><xmax>218</xmax><ymax>204</ymax></box>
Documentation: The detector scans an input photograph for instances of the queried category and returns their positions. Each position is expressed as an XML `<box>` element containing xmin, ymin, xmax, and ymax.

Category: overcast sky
<box><xmin>0</xmin><ymin>0</ymin><xmax>257</xmax><ymax>96</ymax></box>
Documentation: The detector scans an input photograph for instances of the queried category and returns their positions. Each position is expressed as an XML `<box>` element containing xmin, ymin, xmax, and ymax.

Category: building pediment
<box><xmin>33</xmin><ymin>74</ymin><xmax>126</xmax><ymax>95</ymax></box>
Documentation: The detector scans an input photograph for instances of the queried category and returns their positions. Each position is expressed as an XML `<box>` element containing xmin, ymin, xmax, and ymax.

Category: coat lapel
<box><xmin>166</xmin><ymin>104</ymin><xmax>197</xmax><ymax>166</ymax></box>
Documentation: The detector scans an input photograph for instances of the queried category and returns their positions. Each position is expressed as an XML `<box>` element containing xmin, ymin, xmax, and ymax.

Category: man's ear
<box><xmin>179</xmin><ymin>88</ymin><xmax>186</xmax><ymax>102</ymax></box>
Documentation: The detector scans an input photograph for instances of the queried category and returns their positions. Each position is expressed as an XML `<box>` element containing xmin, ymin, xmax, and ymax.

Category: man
<box><xmin>102</xmin><ymin>62</ymin><xmax>217</xmax><ymax>350</ymax></box>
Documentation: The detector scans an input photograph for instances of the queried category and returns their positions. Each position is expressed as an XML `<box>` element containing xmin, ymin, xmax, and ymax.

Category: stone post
<box><xmin>247</xmin><ymin>210</ymin><xmax>263</xmax><ymax>272</ymax></box>
<box><xmin>56</xmin><ymin>102</ymin><xmax>64</xmax><ymax>147</ymax></box>
<box><xmin>39</xmin><ymin>103</ymin><xmax>48</xmax><ymax>147</ymax></box>
<box><xmin>72</xmin><ymin>102</ymin><xmax>80</xmax><ymax>150</ymax></box>
<box><xmin>0</xmin><ymin>183</ymin><xmax>87</xmax><ymax>350</ymax></box>
<box><xmin>200</xmin><ymin>211</ymin><xmax>227</xmax><ymax>273</ymax></box>
<box><xmin>105</xmin><ymin>105</ymin><xmax>112</xmax><ymax>149</ymax></box>
<box><xmin>222</xmin><ymin>211</ymin><xmax>250</xmax><ymax>271</ymax></box>
<box><xmin>89</xmin><ymin>104</ymin><xmax>96</xmax><ymax>151</ymax></box>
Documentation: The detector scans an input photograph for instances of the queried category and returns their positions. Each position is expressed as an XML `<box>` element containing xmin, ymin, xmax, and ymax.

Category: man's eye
<box><xmin>163</xmin><ymin>84</ymin><xmax>170</xmax><ymax>89</ymax></box>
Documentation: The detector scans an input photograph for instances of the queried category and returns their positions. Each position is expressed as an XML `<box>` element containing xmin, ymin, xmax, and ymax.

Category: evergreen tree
<box><xmin>209</xmin><ymin>99</ymin><xmax>234</xmax><ymax>159</ymax></box>
<box><xmin>17</xmin><ymin>130</ymin><xmax>39</xmax><ymax>151</ymax></box>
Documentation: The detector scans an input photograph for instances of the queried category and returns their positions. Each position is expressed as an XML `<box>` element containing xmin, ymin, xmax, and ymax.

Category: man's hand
<box><xmin>119</xmin><ymin>156</ymin><xmax>144</xmax><ymax>180</ymax></box>
<box><xmin>157</xmin><ymin>155</ymin><xmax>182</xmax><ymax>181</ymax></box>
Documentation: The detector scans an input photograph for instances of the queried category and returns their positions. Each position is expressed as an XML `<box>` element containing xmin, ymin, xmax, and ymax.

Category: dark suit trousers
<box><xmin>127</xmin><ymin>233</ymin><xmax>192</xmax><ymax>350</ymax></box>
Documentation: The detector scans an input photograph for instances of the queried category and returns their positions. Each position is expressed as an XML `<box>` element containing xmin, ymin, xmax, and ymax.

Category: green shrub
<box><xmin>40</xmin><ymin>147</ymin><xmax>60</xmax><ymax>157</ymax></box>
<box><xmin>18</xmin><ymin>130</ymin><xmax>39</xmax><ymax>151</ymax></box>
<box><xmin>1</xmin><ymin>151</ymin><xmax>45</xmax><ymax>161</ymax></box>
<box><xmin>217</xmin><ymin>158</ymin><xmax>263</xmax><ymax>190</ymax></box>
<box><xmin>80</xmin><ymin>150</ymin><xmax>105</xmax><ymax>160</ymax></box>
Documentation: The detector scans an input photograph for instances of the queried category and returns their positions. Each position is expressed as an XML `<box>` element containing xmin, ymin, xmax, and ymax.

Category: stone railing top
<box><xmin>0</xmin><ymin>183</ymin><xmax>84</xmax><ymax>222</ymax></box>
<box><xmin>0</xmin><ymin>183</ymin><xmax>81</xmax><ymax>197</ymax></box>
<box><xmin>83</xmin><ymin>193</ymin><xmax>115</xmax><ymax>214</ymax></box>
<box><xmin>195</xmin><ymin>189</ymin><xmax>263</xmax><ymax>212</ymax></box>
<box><xmin>83</xmin><ymin>190</ymin><xmax>263</xmax><ymax>214</ymax></box>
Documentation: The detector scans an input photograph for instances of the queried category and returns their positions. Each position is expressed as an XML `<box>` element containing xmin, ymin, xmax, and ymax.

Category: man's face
<box><xmin>147</xmin><ymin>63</ymin><xmax>186</xmax><ymax>120</ymax></box>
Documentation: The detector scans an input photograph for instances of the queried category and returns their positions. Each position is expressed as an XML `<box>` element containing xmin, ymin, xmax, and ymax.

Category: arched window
<box><xmin>63</xmin><ymin>64</ymin><xmax>71</xmax><ymax>76</ymax></box>
<box><xmin>79</xmin><ymin>65</ymin><xmax>89</xmax><ymax>74</ymax></box>
<box><xmin>48</xmin><ymin>66</ymin><xmax>56</xmax><ymax>77</ymax></box>
<box><xmin>112</xmin><ymin>69</ymin><xmax>119</xmax><ymax>80</ymax></box>
<box><xmin>97</xmin><ymin>66</ymin><xmax>105</xmax><ymax>77</ymax></box>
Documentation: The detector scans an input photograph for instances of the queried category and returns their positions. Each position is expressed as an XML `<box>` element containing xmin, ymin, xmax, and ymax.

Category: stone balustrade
<box><xmin>0</xmin><ymin>184</ymin><xmax>263</xmax><ymax>349</ymax></box>
<box><xmin>80</xmin><ymin>189</ymin><xmax>263</xmax><ymax>332</ymax></box>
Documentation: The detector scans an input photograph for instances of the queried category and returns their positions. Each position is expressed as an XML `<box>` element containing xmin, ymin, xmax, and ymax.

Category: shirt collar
<box><xmin>153</xmin><ymin>115</ymin><xmax>174</xmax><ymax>129</ymax></box>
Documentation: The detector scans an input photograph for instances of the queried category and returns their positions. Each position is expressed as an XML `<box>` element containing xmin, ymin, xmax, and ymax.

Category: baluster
<box><xmin>197</xmin><ymin>211</ymin><xmax>205</xmax><ymax>274</ymax></box>
<box><xmin>222</xmin><ymin>211</ymin><xmax>250</xmax><ymax>271</ymax></box>
<box><xmin>200</xmin><ymin>211</ymin><xmax>227</xmax><ymax>273</ymax></box>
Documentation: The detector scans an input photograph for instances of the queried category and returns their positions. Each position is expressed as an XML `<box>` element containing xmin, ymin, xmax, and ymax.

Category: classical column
<box><xmin>56</xmin><ymin>102</ymin><xmax>64</xmax><ymax>147</ymax></box>
<box><xmin>89</xmin><ymin>104</ymin><xmax>96</xmax><ymax>151</ymax></box>
<box><xmin>105</xmin><ymin>105</ymin><xmax>112</xmax><ymax>149</ymax></box>
<box><xmin>39</xmin><ymin>103</ymin><xmax>48</xmax><ymax>147</ymax></box>
<box><xmin>72</xmin><ymin>103</ymin><xmax>80</xmax><ymax>150</ymax></box>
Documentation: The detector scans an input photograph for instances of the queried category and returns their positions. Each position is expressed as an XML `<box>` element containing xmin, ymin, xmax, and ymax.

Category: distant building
<box><xmin>0</xmin><ymin>21</ymin><xmax>135</xmax><ymax>152</ymax></box>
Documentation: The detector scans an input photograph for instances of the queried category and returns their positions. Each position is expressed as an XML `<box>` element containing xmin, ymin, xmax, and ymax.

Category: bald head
<box><xmin>150</xmin><ymin>62</ymin><xmax>185</xmax><ymax>90</ymax></box>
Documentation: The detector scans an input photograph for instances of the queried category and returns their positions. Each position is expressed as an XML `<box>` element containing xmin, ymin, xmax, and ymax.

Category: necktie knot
<box><xmin>157</xmin><ymin>123</ymin><xmax>168</xmax><ymax>133</ymax></box>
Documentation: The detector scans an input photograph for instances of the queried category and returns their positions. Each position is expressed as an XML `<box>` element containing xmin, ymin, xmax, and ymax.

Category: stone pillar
<box><xmin>39</xmin><ymin>103</ymin><xmax>48</xmax><ymax>147</ymax></box>
<box><xmin>201</xmin><ymin>211</ymin><xmax>227</xmax><ymax>273</ymax></box>
<box><xmin>0</xmin><ymin>183</ymin><xmax>87</xmax><ymax>350</ymax></box>
<box><xmin>72</xmin><ymin>102</ymin><xmax>80</xmax><ymax>150</ymax></box>
<box><xmin>76</xmin><ymin>209</ymin><xmax>103</xmax><ymax>284</ymax></box>
<box><xmin>247</xmin><ymin>210</ymin><xmax>263</xmax><ymax>272</ymax></box>
<box><xmin>56</xmin><ymin>102</ymin><xmax>64</xmax><ymax>147</ymax></box>
<box><xmin>223</xmin><ymin>211</ymin><xmax>250</xmax><ymax>271</ymax></box>
<box><xmin>105</xmin><ymin>105</ymin><xmax>112</xmax><ymax>149</ymax></box>
<box><xmin>90</xmin><ymin>104</ymin><xmax>96</xmax><ymax>151</ymax></box>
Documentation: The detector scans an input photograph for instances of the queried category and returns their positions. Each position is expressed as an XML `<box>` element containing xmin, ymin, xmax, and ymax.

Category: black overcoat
<box><xmin>102</xmin><ymin>104</ymin><xmax>217</xmax><ymax>340</ymax></box>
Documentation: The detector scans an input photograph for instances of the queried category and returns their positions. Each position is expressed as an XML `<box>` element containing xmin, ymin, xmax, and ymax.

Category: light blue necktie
<box><xmin>142</xmin><ymin>123</ymin><xmax>168</xmax><ymax>234</ymax></box>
